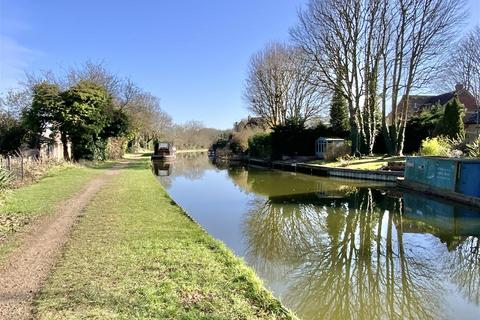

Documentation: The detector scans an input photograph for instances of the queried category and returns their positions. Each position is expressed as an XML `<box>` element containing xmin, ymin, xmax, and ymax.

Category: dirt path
<box><xmin>0</xmin><ymin>164</ymin><xmax>124</xmax><ymax>319</ymax></box>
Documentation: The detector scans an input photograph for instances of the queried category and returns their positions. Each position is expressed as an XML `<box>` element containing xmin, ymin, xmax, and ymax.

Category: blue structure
<box><xmin>404</xmin><ymin>156</ymin><xmax>480</xmax><ymax>198</ymax></box>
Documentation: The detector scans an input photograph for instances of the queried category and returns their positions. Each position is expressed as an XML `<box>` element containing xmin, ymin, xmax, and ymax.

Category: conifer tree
<box><xmin>441</xmin><ymin>96</ymin><xmax>465</xmax><ymax>140</ymax></box>
<box><xmin>329</xmin><ymin>80</ymin><xmax>349</xmax><ymax>135</ymax></box>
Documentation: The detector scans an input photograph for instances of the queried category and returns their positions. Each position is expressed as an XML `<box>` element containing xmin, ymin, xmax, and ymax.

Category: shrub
<box><xmin>420</xmin><ymin>136</ymin><xmax>463</xmax><ymax>157</ymax></box>
<box><xmin>404</xmin><ymin>105</ymin><xmax>444</xmax><ymax>153</ymax></box>
<box><xmin>248</xmin><ymin>133</ymin><xmax>272</xmax><ymax>159</ymax></box>
<box><xmin>270</xmin><ymin>121</ymin><xmax>339</xmax><ymax>159</ymax></box>
<box><xmin>323</xmin><ymin>142</ymin><xmax>351</xmax><ymax>161</ymax></box>
<box><xmin>466</xmin><ymin>136</ymin><xmax>480</xmax><ymax>158</ymax></box>
<box><xmin>0</xmin><ymin>168</ymin><xmax>12</xmax><ymax>189</ymax></box>
<box><xmin>230</xmin><ymin>127</ymin><xmax>266</xmax><ymax>154</ymax></box>
<box><xmin>106</xmin><ymin>137</ymin><xmax>127</xmax><ymax>160</ymax></box>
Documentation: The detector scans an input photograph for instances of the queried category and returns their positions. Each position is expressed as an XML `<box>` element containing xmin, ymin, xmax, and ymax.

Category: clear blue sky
<box><xmin>1</xmin><ymin>0</ymin><xmax>479</xmax><ymax>129</ymax></box>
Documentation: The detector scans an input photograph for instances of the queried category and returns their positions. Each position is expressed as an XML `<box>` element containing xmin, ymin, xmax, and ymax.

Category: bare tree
<box><xmin>244</xmin><ymin>43</ymin><xmax>291</xmax><ymax>127</ymax></box>
<box><xmin>381</xmin><ymin>0</ymin><xmax>464</xmax><ymax>155</ymax></box>
<box><xmin>292</xmin><ymin>0</ymin><xmax>368</xmax><ymax>153</ymax></box>
<box><xmin>0</xmin><ymin>89</ymin><xmax>31</xmax><ymax>118</ymax></box>
<box><xmin>293</xmin><ymin>0</ymin><xmax>464</xmax><ymax>155</ymax></box>
<box><xmin>244</xmin><ymin>42</ymin><xmax>326</xmax><ymax>128</ymax></box>
<box><xmin>438</xmin><ymin>26</ymin><xmax>480</xmax><ymax>104</ymax></box>
<box><xmin>64</xmin><ymin>60</ymin><xmax>121</xmax><ymax>96</ymax></box>
<box><xmin>287</xmin><ymin>48</ymin><xmax>328</xmax><ymax>126</ymax></box>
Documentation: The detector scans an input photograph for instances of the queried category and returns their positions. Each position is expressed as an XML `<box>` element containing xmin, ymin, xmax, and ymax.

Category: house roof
<box><xmin>316</xmin><ymin>137</ymin><xmax>345</xmax><ymax>142</ymax></box>
<box><xmin>395</xmin><ymin>85</ymin><xmax>479</xmax><ymax>122</ymax></box>
<box><xmin>407</xmin><ymin>92</ymin><xmax>456</xmax><ymax>113</ymax></box>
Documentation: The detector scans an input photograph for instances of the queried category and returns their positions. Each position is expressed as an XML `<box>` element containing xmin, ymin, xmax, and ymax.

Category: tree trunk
<box><xmin>61</xmin><ymin>133</ymin><xmax>70</xmax><ymax>161</ymax></box>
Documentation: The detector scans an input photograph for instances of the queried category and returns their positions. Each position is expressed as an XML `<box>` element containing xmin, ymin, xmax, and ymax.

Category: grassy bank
<box><xmin>35</xmin><ymin>159</ymin><xmax>295</xmax><ymax>319</ymax></box>
<box><xmin>0</xmin><ymin>163</ymin><xmax>110</xmax><ymax>259</ymax></box>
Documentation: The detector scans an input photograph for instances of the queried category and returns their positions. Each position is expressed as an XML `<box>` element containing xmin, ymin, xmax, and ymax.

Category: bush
<box><xmin>270</xmin><ymin>122</ymin><xmax>339</xmax><ymax>159</ymax></box>
<box><xmin>106</xmin><ymin>137</ymin><xmax>127</xmax><ymax>160</ymax></box>
<box><xmin>0</xmin><ymin>168</ymin><xmax>12</xmax><ymax>189</ymax></box>
<box><xmin>323</xmin><ymin>142</ymin><xmax>351</xmax><ymax>161</ymax></box>
<box><xmin>230</xmin><ymin>127</ymin><xmax>266</xmax><ymax>154</ymax></box>
<box><xmin>439</xmin><ymin>96</ymin><xmax>465</xmax><ymax>140</ymax></box>
<box><xmin>420</xmin><ymin>136</ymin><xmax>463</xmax><ymax>157</ymax></box>
<box><xmin>248</xmin><ymin>133</ymin><xmax>272</xmax><ymax>159</ymax></box>
<box><xmin>466</xmin><ymin>136</ymin><xmax>480</xmax><ymax>158</ymax></box>
<box><xmin>404</xmin><ymin>105</ymin><xmax>444</xmax><ymax>153</ymax></box>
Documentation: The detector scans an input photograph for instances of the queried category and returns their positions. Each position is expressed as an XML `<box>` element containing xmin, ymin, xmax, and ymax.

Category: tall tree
<box><xmin>440</xmin><ymin>96</ymin><xmax>465</xmax><ymax>139</ymax></box>
<box><xmin>292</xmin><ymin>0</ymin><xmax>380</xmax><ymax>154</ymax></box>
<box><xmin>381</xmin><ymin>0</ymin><xmax>463</xmax><ymax>155</ymax></box>
<box><xmin>293</xmin><ymin>0</ymin><xmax>463</xmax><ymax>155</ymax></box>
<box><xmin>24</xmin><ymin>82</ymin><xmax>64</xmax><ymax>152</ymax></box>
<box><xmin>61</xmin><ymin>81</ymin><xmax>112</xmax><ymax>160</ymax></box>
<box><xmin>439</xmin><ymin>26</ymin><xmax>480</xmax><ymax>105</ymax></box>
<box><xmin>329</xmin><ymin>79</ymin><xmax>349</xmax><ymax>135</ymax></box>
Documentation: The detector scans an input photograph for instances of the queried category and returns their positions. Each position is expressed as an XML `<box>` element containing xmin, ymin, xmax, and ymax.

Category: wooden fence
<box><xmin>0</xmin><ymin>153</ymin><xmax>61</xmax><ymax>182</ymax></box>
<box><xmin>0</xmin><ymin>155</ymin><xmax>36</xmax><ymax>181</ymax></box>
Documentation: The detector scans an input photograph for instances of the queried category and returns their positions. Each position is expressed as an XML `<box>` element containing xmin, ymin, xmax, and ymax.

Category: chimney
<box><xmin>455</xmin><ymin>83</ymin><xmax>464</xmax><ymax>92</ymax></box>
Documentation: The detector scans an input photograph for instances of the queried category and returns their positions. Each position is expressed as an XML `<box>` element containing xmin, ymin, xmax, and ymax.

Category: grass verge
<box><xmin>0</xmin><ymin>163</ymin><xmax>110</xmax><ymax>260</ymax></box>
<box><xmin>35</xmin><ymin>159</ymin><xmax>296</xmax><ymax>319</ymax></box>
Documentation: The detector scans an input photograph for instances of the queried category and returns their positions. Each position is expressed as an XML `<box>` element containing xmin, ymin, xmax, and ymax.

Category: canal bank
<box><xmin>245</xmin><ymin>157</ymin><xmax>403</xmax><ymax>182</ymax></box>
<box><xmin>34</xmin><ymin>157</ymin><xmax>296</xmax><ymax>319</ymax></box>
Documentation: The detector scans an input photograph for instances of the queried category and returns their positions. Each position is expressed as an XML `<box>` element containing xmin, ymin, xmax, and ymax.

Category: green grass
<box><xmin>0</xmin><ymin>163</ymin><xmax>110</xmax><ymax>260</ymax></box>
<box><xmin>308</xmin><ymin>156</ymin><xmax>405</xmax><ymax>170</ymax></box>
<box><xmin>35</xmin><ymin>159</ymin><xmax>296</xmax><ymax>319</ymax></box>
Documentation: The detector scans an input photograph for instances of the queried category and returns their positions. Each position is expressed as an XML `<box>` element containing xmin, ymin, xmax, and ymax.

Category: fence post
<box><xmin>20</xmin><ymin>154</ymin><xmax>24</xmax><ymax>181</ymax></box>
<box><xmin>7</xmin><ymin>155</ymin><xmax>11</xmax><ymax>171</ymax></box>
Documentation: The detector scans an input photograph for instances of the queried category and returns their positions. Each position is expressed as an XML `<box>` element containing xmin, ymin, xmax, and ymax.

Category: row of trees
<box><xmin>0</xmin><ymin>62</ymin><xmax>223</xmax><ymax>159</ymax></box>
<box><xmin>246</xmin><ymin>0</ymin><xmax>478</xmax><ymax>156</ymax></box>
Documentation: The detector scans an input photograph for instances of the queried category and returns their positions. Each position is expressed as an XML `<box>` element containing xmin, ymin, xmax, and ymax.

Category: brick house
<box><xmin>397</xmin><ymin>84</ymin><xmax>479</xmax><ymax>142</ymax></box>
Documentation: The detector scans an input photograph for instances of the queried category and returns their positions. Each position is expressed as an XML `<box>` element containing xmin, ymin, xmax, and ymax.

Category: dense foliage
<box><xmin>0</xmin><ymin>112</ymin><xmax>25</xmax><ymax>155</ymax></box>
<box><xmin>248</xmin><ymin>133</ymin><xmax>272</xmax><ymax>158</ymax></box>
<box><xmin>466</xmin><ymin>137</ymin><xmax>480</xmax><ymax>158</ymax></box>
<box><xmin>420</xmin><ymin>137</ymin><xmax>453</xmax><ymax>156</ymax></box>
<box><xmin>403</xmin><ymin>105</ymin><xmax>444</xmax><ymax>154</ymax></box>
<box><xmin>329</xmin><ymin>80</ymin><xmax>350</xmax><ymax>136</ymax></box>
<box><xmin>439</xmin><ymin>96</ymin><xmax>465</xmax><ymax>140</ymax></box>
<box><xmin>269</xmin><ymin>122</ymin><xmax>339</xmax><ymax>159</ymax></box>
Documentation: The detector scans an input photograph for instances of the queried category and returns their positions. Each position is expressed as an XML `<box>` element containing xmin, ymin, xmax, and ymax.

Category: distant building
<box><xmin>465</xmin><ymin>111</ymin><xmax>480</xmax><ymax>143</ymax></box>
<box><xmin>38</xmin><ymin>129</ymin><xmax>71</xmax><ymax>160</ymax></box>
<box><xmin>233</xmin><ymin>116</ymin><xmax>268</xmax><ymax>132</ymax></box>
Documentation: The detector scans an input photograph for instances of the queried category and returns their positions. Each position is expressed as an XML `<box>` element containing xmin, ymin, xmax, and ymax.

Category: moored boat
<box><xmin>151</xmin><ymin>142</ymin><xmax>176</xmax><ymax>160</ymax></box>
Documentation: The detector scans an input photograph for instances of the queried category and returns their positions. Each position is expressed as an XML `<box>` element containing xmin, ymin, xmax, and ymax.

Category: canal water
<box><xmin>153</xmin><ymin>153</ymin><xmax>480</xmax><ymax>320</ymax></box>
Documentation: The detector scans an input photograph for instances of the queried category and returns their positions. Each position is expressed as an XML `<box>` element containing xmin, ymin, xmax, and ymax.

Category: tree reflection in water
<box><xmin>155</xmin><ymin>155</ymin><xmax>480</xmax><ymax>319</ymax></box>
<box><xmin>243</xmin><ymin>188</ymin><xmax>480</xmax><ymax>320</ymax></box>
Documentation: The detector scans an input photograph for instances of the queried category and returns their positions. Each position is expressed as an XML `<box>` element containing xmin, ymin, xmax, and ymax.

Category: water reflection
<box><xmin>244</xmin><ymin>189</ymin><xmax>446</xmax><ymax>319</ymax></box>
<box><xmin>152</xmin><ymin>160</ymin><xmax>172</xmax><ymax>177</ymax></box>
<box><xmin>154</xmin><ymin>153</ymin><xmax>480</xmax><ymax>320</ymax></box>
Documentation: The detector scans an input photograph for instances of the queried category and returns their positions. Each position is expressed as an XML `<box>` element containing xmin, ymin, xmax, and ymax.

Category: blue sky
<box><xmin>0</xmin><ymin>0</ymin><xmax>479</xmax><ymax>129</ymax></box>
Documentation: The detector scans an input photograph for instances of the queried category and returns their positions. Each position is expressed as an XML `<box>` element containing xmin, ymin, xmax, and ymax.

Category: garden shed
<box><xmin>315</xmin><ymin>138</ymin><xmax>345</xmax><ymax>159</ymax></box>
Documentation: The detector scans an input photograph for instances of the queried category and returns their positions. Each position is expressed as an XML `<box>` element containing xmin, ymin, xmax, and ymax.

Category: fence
<box><xmin>0</xmin><ymin>153</ymin><xmax>64</xmax><ymax>185</ymax></box>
